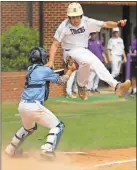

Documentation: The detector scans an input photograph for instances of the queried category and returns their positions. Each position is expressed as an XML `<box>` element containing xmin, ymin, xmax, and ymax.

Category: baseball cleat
<box><xmin>115</xmin><ymin>80</ymin><xmax>131</xmax><ymax>97</ymax></box>
<box><xmin>40</xmin><ymin>150</ymin><xmax>56</xmax><ymax>161</ymax></box>
<box><xmin>77</xmin><ymin>84</ymin><xmax>88</xmax><ymax>100</ymax></box>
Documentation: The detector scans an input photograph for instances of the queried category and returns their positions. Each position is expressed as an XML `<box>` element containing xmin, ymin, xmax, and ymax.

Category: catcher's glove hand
<box><xmin>66</xmin><ymin>56</ymin><xmax>79</xmax><ymax>71</ymax></box>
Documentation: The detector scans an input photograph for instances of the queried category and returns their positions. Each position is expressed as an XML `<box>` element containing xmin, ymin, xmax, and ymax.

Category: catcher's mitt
<box><xmin>66</xmin><ymin>56</ymin><xmax>79</xmax><ymax>71</ymax></box>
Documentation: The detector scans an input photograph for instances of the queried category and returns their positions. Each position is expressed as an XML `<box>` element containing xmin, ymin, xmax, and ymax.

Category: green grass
<box><xmin>2</xmin><ymin>95</ymin><xmax>136</xmax><ymax>151</ymax></box>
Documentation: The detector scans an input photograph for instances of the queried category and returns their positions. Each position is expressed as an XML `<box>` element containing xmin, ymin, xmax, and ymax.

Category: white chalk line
<box><xmin>59</xmin><ymin>151</ymin><xmax>88</xmax><ymax>155</ymax></box>
<box><xmin>94</xmin><ymin>158</ymin><xmax>136</xmax><ymax>167</ymax></box>
<box><xmin>23</xmin><ymin>151</ymin><xmax>88</xmax><ymax>155</ymax></box>
<box><xmin>80</xmin><ymin>158</ymin><xmax>136</xmax><ymax>170</ymax></box>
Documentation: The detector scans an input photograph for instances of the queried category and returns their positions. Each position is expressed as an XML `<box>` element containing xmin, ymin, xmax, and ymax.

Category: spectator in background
<box><xmin>87</xmin><ymin>31</ymin><xmax>108</xmax><ymax>93</ymax></box>
<box><xmin>107</xmin><ymin>27</ymin><xmax>127</xmax><ymax>80</ymax></box>
<box><xmin>130</xmin><ymin>26</ymin><xmax>137</xmax><ymax>97</ymax></box>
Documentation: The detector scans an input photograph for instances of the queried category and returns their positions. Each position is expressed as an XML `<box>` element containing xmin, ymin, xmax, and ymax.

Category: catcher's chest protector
<box><xmin>24</xmin><ymin>64</ymin><xmax>50</xmax><ymax>101</ymax></box>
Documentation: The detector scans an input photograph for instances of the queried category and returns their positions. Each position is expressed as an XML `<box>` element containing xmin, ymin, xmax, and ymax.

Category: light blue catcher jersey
<box><xmin>21</xmin><ymin>64</ymin><xmax>59</xmax><ymax>102</ymax></box>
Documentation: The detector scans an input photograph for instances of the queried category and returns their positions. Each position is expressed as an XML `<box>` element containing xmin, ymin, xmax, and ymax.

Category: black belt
<box><xmin>25</xmin><ymin>84</ymin><xmax>44</xmax><ymax>88</ymax></box>
<box><xmin>21</xmin><ymin>100</ymin><xmax>43</xmax><ymax>105</ymax></box>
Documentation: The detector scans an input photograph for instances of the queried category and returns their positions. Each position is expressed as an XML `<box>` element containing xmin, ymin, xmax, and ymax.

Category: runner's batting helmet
<box><xmin>67</xmin><ymin>2</ymin><xmax>83</xmax><ymax>17</ymax></box>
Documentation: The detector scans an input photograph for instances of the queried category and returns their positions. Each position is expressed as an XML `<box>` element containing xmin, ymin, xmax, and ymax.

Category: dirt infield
<box><xmin>71</xmin><ymin>147</ymin><xmax>136</xmax><ymax>170</ymax></box>
<box><xmin>2</xmin><ymin>147</ymin><xmax>136</xmax><ymax>170</ymax></box>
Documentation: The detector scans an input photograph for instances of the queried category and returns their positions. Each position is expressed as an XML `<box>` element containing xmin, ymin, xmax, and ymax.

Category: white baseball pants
<box><xmin>111</xmin><ymin>55</ymin><xmax>122</xmax><ymax>78</ymax></box>
<box><xmin>64</xmin><ymin>48</ymin><xmax>118</xmax><ymax>88</ymax></box>
<box><xmin>18</xmin><ymin>100</ymin><xmax>60</xmax><ymax>130</ymax></box>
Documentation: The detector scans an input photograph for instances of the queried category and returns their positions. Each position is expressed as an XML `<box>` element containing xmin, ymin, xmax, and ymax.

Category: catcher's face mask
<box><xmin>29</xmin><ymin>47</ymin><xmax>48</xmax><ymax>65</ymax></box>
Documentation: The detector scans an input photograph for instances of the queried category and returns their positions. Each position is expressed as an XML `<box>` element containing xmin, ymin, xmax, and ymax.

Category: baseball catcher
<box><xmin>5</xmin><ymin>47</ymin><xmax>76</xmax><ymax>160</ymax></box>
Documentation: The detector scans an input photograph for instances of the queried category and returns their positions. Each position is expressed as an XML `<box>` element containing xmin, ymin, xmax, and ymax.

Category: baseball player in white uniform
<box><xmin>107</xmin><ymin>27</ymin><xmax>127</xmax><ymax>79</ymax></box>
<box><xmin>46</xmin><ymin>2</ymin><xmax>131</xmax><ymax>100</ymax></box>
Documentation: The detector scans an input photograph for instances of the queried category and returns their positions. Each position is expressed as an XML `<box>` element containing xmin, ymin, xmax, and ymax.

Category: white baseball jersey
<box><xmin>107</xmin><ymin>37</ymin><xmax>124</xmax><ymax>55</ymax></box>
<box><xmin>54</xmin><ymin>16</ymin><xmax>104</xmax><ymax>50</ymax></box>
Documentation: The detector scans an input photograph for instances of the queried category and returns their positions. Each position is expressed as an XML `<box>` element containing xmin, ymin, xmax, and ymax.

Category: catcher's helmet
<box><xmin>28</xmin><ymin>47</ymin><xmax>48</xmax><ymax>65</ymax></box>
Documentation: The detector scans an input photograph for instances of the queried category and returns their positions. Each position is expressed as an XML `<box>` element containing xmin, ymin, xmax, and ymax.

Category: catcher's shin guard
<box><xmin>41</xmin><ymin>121</ymin><xmax>65</xmax><ymax>158</ymax></box>
<box><xmin>5</xmin><ymin>124</ymin><xmax>37</xmax><ymax>157</ymax></box>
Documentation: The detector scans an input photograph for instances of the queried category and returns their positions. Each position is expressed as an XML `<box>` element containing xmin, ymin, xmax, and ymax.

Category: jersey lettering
<box><xmin>70</xmin><ymin>26</ymin><xmax>85</xmax><ymax>34</ymax></box>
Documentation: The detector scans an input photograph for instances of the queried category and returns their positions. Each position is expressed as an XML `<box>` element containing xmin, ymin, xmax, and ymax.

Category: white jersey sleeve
<box><xmin>54</xmin><ymin>19</ymin><xmax>68</xmax><ymax>42</ymax></box>
<box><xmin>85</xmin><ymin>16</ymin><xmax>104</xmax><ymax>32</ymax></box>
<box><xmin>107</xmin><ymin>38</ymin><xmax>113</xmax><ymax>50</ymax></box>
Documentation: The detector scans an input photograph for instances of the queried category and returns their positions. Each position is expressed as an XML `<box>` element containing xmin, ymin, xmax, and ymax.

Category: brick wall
<box><xmin>1</xmin><ymin>2</ymin><xmax>27</xmax><ymax>32</ymax></box>
<box><xmin>1</xmin><ymin>72</ymin><xmax>65</xmax><ymax>101</ymax></box>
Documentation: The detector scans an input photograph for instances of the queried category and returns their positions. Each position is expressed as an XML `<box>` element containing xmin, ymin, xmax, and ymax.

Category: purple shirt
<box><xmin>88</xmin><ymin>39</ymin><xmax>104</xmax><ymax>61</ymax></box>
<box><xmin>131</xmin><ymin>39</ymin><xmax>137</xmax><ymax>53</ymax></box>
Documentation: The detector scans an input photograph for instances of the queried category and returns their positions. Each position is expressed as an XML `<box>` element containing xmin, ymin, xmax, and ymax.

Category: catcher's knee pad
<box><xmin>41</xmin><ymin>121</ymin><xmax>65</xmax><ymax>152</ymax></box>
<box><xmin>11</xmin><ymin>123</ymin><xmax>37</xmax><ymax>149</ymax></box>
